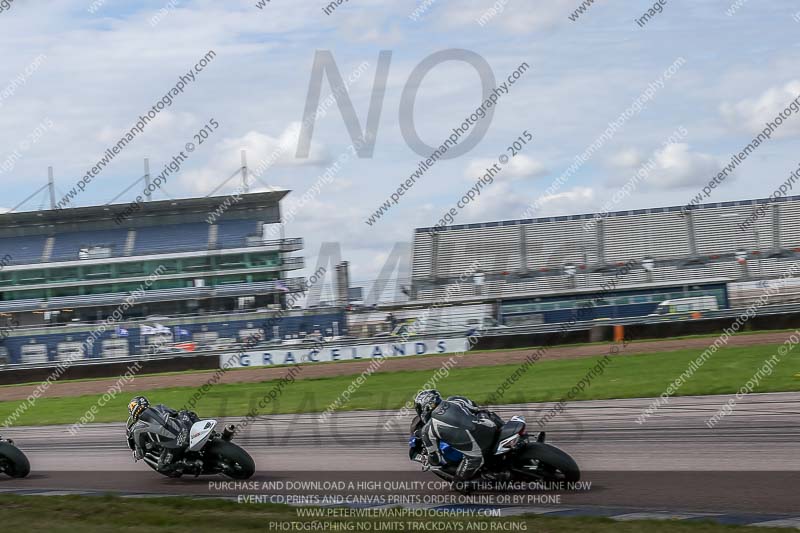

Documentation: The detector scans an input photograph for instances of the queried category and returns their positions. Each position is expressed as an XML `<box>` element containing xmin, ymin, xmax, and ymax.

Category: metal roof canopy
<box><xmin>0</xmin><ymin>190</ymin><xmax>290</xmax><ymax>237</ymax></box>
<box><xmin>413</xmin><ymin>194</ymin><xmax>797</xmax><ymax>234</ymax></box>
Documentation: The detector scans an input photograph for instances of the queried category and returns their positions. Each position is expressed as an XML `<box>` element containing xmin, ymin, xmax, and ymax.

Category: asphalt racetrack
<box><xmin>1</xmin><ymin>392</ymin><xmax>798</xmax><ymax>516</ymax></box>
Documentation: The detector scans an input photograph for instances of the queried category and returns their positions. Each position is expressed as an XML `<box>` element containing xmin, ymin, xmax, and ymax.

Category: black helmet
<box><xmin>128</xmin><ymin>396</ymin><xmax>150</xmax><ymax>421</ymax></box>
<box><xmin>414</xmin><ymin>389</ymin><xmax>442</xmax><ymax>422</ymax></box>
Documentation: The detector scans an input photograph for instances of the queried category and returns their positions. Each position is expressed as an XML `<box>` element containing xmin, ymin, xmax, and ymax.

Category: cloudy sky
<box><xmin>1</xmin><ymin>0</ymin><xmax>798</xmax><ymax>291</ymax></box>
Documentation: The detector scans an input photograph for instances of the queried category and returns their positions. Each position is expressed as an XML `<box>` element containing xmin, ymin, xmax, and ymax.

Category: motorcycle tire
<box><xmin>514</xmin><ymin>442</ymin><xmax>580</xmax><ymax>482</ymax></box>
<box><xmin>0</xmin><ymin>442</ymin><xmax>30</xmax><ymax>478</ymax></box>
<box><xmin>206</xmin><ymin>439</ymin><xmax>255</xmax><ymax>479</ymax></box>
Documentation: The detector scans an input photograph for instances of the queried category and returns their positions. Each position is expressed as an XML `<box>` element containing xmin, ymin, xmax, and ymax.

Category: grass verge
<box><xmin>0</xmin><ymin>495</ymin><xmax>790</xmax><ymax>532</ymax></box>
<box><xmin>0</xmin><ymin>342</ymin><xmax>799</xmax><ymax>426</ymax></box>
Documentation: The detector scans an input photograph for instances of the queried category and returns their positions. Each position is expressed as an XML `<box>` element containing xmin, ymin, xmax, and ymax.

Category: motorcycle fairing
<box><xmin>188</xmin><ymin>419</ymin><xmax>217</xmax><ymax>451</ymax></box>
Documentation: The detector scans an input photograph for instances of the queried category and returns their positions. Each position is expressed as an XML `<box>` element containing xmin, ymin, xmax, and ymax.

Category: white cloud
<box><xmin>178</xmin><ymin>122</ymin><xmax>329</xmax><ymax>194</ymax></box>
<box><xmin>720</xmin><ymin>80</ymin><xmax>800</xmax><ymax>137</ymax></box>
<box><xmin>464</xmin><ymin>154</ymin><xmax>546</xmax><ymax>180</ymax></box>
<box><xmin>436</xmin><ymin>0</ymin><xmax>576</xmax><ymax>34</ymax></box>
<box><xmin>646</xmin><ymin>143</ymin><xmax>720</xmax><ymax>189</ymax></box>
<box><xmin>532</xmin><ymin>186</ymin><xmax>596</xmax><ymax>216</ymax></box>
<box><xmin>337</xmin><ymin>10</ymin><xmax>405</xmax><ymax>43</ymax></box>
<box><xmin>96</xmin><ymin>111</ymin><xmax>195</xmax><ymax>145</ymax></box>
<box><xmin>455</xmin><ymin>182</ymin><xmax>596</xmax><ymax>223</ymax></box>
<box><xmin>609</xmin><ymin>143</ymin><xmax>721</xmax><ymax>190</ymax></box>
<box><xmin>608</xmin><ymin>148</ymin><xmax>643</xmax><ymax>169</ymax></box>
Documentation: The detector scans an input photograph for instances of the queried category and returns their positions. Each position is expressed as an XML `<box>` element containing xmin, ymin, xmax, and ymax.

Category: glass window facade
<box><xmin>0</xmin><ymin>251</ymin><xmax>285</xmax><ymax>301</ymax></box>
<box><xmin>501</xmin><ymin>284</ymin><xmax>728</xmax><ymax>316</ymax></box>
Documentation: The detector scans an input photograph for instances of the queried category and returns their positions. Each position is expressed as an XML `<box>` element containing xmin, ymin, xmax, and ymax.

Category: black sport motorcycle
<box><xmin>127</xmin><ymin>415</ymin><xmax>255</xmax><ymax>479</ymax></box>
<box><xmin>0</xmin><ymin>436</ymin><xmax>30</xmax><ymax>478</ymax></box>
<box><xmin>409</xmin><ymin>414</ymin><xmax>579</xmax><ymax>486</ymax></box>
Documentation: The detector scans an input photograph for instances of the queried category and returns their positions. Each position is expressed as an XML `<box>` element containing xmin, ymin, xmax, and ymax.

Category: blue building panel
<box><xmin>1</xmin><ymin>311</ymin><xmax>346</xmax><ymax>364</ymax></box>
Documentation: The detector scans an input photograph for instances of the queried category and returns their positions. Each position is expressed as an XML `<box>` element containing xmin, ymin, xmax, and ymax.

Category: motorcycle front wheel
<box><xmin>0</xmin><ymin>442</ymin><xmax>30</xmax><ymax>478</ymax></box>
<box><xmin>206</xmin><ymin>440</ymin><xmax>255</xmax><ymax>479</ymax></box>
<box><xmin>512</xmin><ymin>442</ymin><xmax>579</xmax><ymax>483</ymax></box>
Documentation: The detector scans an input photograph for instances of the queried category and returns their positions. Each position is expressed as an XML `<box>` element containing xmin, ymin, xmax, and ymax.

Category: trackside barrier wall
<box><xmin>0</xmin><ymin>352</ymin><xmax>219</xmax><ymax>386</ymax></box>
<box><xmin>5</xmin><ymin>312</ymin><xmax>800</xmax><ymax>385</ymax></box>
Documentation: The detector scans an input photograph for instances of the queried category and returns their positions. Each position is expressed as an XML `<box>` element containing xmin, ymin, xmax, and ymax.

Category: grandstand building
<box><xmin>0</xmin><ymin>192</ymin><xmax>344</xmax><ymax>364</ymax></box>
<box><xmin>411</xmin><ymin>195</ymin><xmax>800</xmax><ymax>325</ymax></box>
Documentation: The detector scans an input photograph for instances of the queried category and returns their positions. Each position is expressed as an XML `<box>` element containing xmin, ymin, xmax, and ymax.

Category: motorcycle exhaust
<box><xmin>221</xmin><ymin>424</ymin><xmax>236</xmax><ymax>441</ymax></box>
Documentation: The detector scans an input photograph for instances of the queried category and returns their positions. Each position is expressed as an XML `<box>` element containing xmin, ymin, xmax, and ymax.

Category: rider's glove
<box><xmin>420</xmin><ymin>454</ymin><xmax>430</xmax><ymax>471</ymax></box>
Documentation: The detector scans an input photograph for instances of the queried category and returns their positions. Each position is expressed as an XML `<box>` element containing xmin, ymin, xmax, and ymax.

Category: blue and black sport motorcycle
<box><xmin>408</xmin><ymin>414</ymin><xmax>579</xmax><ymax>485</ymax></box>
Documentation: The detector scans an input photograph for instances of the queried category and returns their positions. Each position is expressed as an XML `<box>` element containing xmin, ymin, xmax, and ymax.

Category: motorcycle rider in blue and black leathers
<box><xmin>414</xmin><ymin>390</ymin><xmax>504</xmax><ymax>485</ymax></box>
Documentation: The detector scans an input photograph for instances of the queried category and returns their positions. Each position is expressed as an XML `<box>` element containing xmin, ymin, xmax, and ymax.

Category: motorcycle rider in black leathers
<box><xmin>126</xmin><ymin>396</ymin><xmax>201</xmax><ymax>474</ymax></box>
<box><xmin>415</xmin><ymin>389</ymin><xmax>504</xmax><ymax>485</ymax></box>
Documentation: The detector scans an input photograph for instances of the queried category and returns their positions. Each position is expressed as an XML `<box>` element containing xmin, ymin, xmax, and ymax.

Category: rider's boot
<box><xmin>480</xmin><ymin>470</ymin><xmax>511</xmax><ymax>482</ymax></box>
<box><xmin>157</xmin><ymin>449</ymin><xmax>174</xmax><ymax>470</ymax></box>
<box><xmin>180</xmin><ymin>458</ymin><xmax>204</xmax><ymax>476</ymax></box>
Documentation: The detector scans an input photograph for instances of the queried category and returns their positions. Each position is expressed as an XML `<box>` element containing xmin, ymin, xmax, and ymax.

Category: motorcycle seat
<box><xmin>498</xmin><ymin>420</ymin><xmax>525</xmax><ymax>441</ymax></box>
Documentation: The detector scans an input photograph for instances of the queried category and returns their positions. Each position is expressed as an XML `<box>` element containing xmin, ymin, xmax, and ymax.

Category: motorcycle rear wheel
<box><xmin>513</xmin><ymin>443</ymin><xmax>579</xmax><ymax>482</ymax></box>
<box><xmin>0</xmin><ymin>442</ymin><xmax>30</xmax><ymax>478</ymax></box>
<box><xmin>206</xmin><ymin>440</ymin><xmax>255</xmax><ymax>479</ymax></box>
